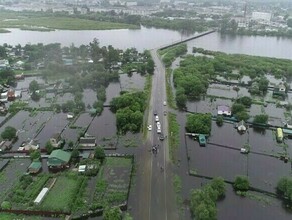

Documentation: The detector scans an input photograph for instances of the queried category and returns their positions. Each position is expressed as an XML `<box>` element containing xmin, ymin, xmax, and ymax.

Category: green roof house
<box><xmin>48</xmin><ymin>149</ymin><xmax>71</xmax><ymax>169</ymax></box>
<box><xmin>28</xmin><ymin>161</ymin><xmax>42</xmax><ymax>174</ymax></box>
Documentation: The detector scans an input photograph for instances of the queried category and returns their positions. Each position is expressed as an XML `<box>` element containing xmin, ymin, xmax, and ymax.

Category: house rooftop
<box><xmin>49</xmin><ymin>149</ymin><xmax>71</xmax><ymax>163</ymax></box>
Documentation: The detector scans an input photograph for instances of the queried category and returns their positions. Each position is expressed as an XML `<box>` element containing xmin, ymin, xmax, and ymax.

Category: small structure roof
<box><xmin>198</xmin><ymin>134</ymin><xmax>206</xmax><ymax>146</ymax></box>
<box><xmin>49</xmin><ymin>149</ymin><xmax>71</xmax><ymax>163</ymax></box>
<box><xmin>29</xmin><ymin>161</ymin><xmax>42</xmax><ymax>170</ymax></box>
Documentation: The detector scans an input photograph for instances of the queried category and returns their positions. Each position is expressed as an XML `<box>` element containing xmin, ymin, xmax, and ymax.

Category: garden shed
<box><xmin>28</xmin><ymin>161</ymin><xmax>42</xmax><ymax>174</ymax></box>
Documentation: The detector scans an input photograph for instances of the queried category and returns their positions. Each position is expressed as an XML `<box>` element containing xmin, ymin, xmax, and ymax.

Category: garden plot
<box><xmin>93</xmin><ymin>157</ymin><xmax>132</xmax><ymax>208</ymax></box>
<box><xmin>119</xmin><ymin>73</ymin><xmax>145</xmax><ymax>92</ymax></box>
<box><xmin>0</xmin><ymin>159</ymin><xmax>31</xmax><ymax>203</ymax></box>
<box><xmin>186</xmin><ymin>98</ymin><xmax>232</xmax><ymax>115</ymax></box>
<box><xmin>40</xmin><ymin>173</ymin><xmax>87</xmax><ymax>212</ymax></box>
<box><xmin>6</xmin><ymin>174</ymin><xmax>50</xmax><ymax>209</ymax></box>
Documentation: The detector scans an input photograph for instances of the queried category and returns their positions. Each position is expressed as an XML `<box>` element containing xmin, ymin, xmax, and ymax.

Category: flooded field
<box><xmin>36</xmin><ymin>113</ymin><xmax>69</xmax><ymax>148</ymax></box>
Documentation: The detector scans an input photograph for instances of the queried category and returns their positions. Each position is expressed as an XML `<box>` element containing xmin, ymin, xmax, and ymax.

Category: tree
<box><xmin>231</xmin><ymin>103</ymin><xmax>245</xmax><ymax>115</ymax></box>
<box><xmin>235</xmin><ymin>111</ymin><xmax>250</xmax><ymax>121</ymax></box>
<box><xmin>30</xmin><ymin>150</ymin><xmax>41</xmax><ymax>160</ymax></box>
<box><xmin>236</xmin><ymin>96</ymin><xmax>252</xmax><ymax>107</ymax></box>
<box><xmin>94</xmin><ymin>146</ymin><xmax>105</xmax><ymax>162</ymax></box>
<box><xmin>103</xmin><ymin>206</ymin><xmax>122</xmax><ymax>220</ymax></box>
<box><xmin>1</xmin><ymin>126</ymin><xmax>17</xmax><ymax>140</ymax></box>
<box><xmin>71</xmin><ymin>149</ymin><xmax>80</xmax><ymax>163</ymax></box>
<box><xmin>234</xmin><ymin>175</ymin><xmax>250</xmax><ymax>191</ymax></box>
<box><xmin>216</xmin><ymin>116</ymin><xmax>224</xmax><ymax>126</ymax></box>
<box><xmin>253</xmin><ymin>114</ymin><xmax>268</xmax><ymax>124</ymax></box>
<box><xmin>276</xmin><ymin>177</ymin><xmax>292</xmax><ymax>203</ymax></box>
<box><xmin>258</xmin><ymin>77</ymin><xmax>269</xmax><ymax>94</ymax></box>
<box><xmin>210</xmin><ymin>177</ymin><xmax>226</xmax><ymax>198</ymax></box>
<box><xmin>45</xmin><ymin>141</ymin><xmax>54</xmax><ymax>154</ymax></box>
<box><xmin>186</xmin><ymin>113</ymin><xmax>212</xmax><ymax>134</ymax></box>
<box><xmin>29</xmin><ymin>80</ymin><xmax>40</xmax><ymax>93</ymax></box>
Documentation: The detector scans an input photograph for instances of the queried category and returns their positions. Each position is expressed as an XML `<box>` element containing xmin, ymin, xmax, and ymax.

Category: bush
<box><xmin>234</xmin><ymin>175</ymin><xmax>250</xmax><ymax>191</ymax></box>
<box><xmin>253</xmin><ymin>114</ymin><xmax>268</xmax><ymax>124</ymax></box>
<box><xmin>1</xmin><ymin>201</ymin><xmax>12</xmax><ymax>209</ymax></box>
<box><xmin>216</xmin><ymin>116</ymin><xmax>224</xmax><ymax>126</ymax></box>
<box><xmin>276</xmin><ymin>177</ymin><xmax>292</xmax><ymax>203</ymax></box>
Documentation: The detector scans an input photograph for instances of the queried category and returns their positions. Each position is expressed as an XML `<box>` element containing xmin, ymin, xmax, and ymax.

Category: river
<box><xmin>1</xmin><ymin>27</ymin><xmax>292</xmax><ymax>59</ymax></box>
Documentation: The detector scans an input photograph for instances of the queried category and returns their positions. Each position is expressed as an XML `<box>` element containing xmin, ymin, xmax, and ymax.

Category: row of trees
<box><xmin>110</xmin><ymin>92</ymin><xmax>146</xmax><ymax>134</ymax></box>
<box><xmin>160</xmin><ymin>44</ymin><xmax>187</xmax><ymax>67</ymax></box>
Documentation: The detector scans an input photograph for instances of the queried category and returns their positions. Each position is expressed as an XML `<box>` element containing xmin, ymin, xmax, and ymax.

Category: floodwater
<box><xmin>1</xmin><ymin>28</ymin><xmax>292</xmax><ymax>59</ymax></box>
<box><xmin>187</xmin><ymin>31</ymin><xmax>292</xmax><ymax>60</ymax></box>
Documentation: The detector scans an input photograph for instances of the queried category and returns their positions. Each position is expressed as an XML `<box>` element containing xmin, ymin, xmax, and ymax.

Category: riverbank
<box><xmin>0</xmin><ymin>16</ymin><xmax>139</xmax><ymax>30</ymax></box>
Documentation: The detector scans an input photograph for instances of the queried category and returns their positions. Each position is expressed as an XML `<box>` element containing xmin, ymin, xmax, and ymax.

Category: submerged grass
<box><xmin>168</xmin><ymin>112</ymin><xmax>180</xmax><ymax>163</ymax></box>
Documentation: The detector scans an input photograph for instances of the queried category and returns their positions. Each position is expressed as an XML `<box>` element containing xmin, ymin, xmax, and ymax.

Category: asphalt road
<box><xmin>131</xmin><ymin>49</ymin><xmax>178</xmax><ymax>220</ymax></box>
<box><xmin>146</xmin><ymin>49</ymin><xmax>178</xmax><ymax>220</ymax></box>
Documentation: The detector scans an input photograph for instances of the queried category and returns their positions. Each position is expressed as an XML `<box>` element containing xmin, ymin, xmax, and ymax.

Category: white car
<box><xmin>163</xmin><ymin>101</ymin><xmax>167</xmax><ymax>106</ymax></box>
<box><xmin>155</xmin><ymin>115</ymin><xmax>159</xmax><ymax>122</ymax></box>
<box><xmin>148</xmin><ymin>125</ymin><xmax>152</xmax><ymax>131</ymax></box>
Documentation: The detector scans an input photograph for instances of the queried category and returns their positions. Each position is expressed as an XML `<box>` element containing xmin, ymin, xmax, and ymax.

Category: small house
<box><xmin>273</xmin><ymin>83</ymin><xmax>286</xmax><ymax>99</ymax></box>
<box><xmin>47</xmin><ymin>149</ymin><xmax>71</xmax><ymax>169</ymax></box>
<box><xmin>49</xmin><ymin>133</ymin><xmax>62</xmax><ymax>148</ymax></box>
<box><xmin>0</xmin><ymin>140</ymin><xmax>12</xmax><ymax>151</ymax></box>
<box><xmin>79</xmin><ymin>136</ymin><xmax>96</xmax><ymax>148</ymax></box>
<box><xmin>28</xmin><ymin>161</ymin><xmax>42</xmax><ymax>174</ymax></box>
<box><xmin>19</xmin><ymin>140</ymin><xmax>39</xmax><ymax>151</ymax></box>
<box><xmin>217</xmin><ymin>105</ymin><xmax>231</xmax><ymax>117</ymax></box>
<box><xmin>237</xmin><ymin>120</ymin><xmax>247</xmax><ymax>132</ymax></box>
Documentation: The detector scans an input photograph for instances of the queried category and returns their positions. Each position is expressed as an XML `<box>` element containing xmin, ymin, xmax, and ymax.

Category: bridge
<box><xmin>159</xmin><ymin>29</ymin><xmax>216</xmax><ymax>50</ymax></box>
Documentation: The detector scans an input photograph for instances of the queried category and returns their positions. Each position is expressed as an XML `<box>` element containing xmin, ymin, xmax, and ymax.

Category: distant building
<box><xmin>252</xmin><ymin>12</ymin><xmax>272</xmax><ymax>21</ymax></box>
<box><xmin>217</xmin><ymin>105</ymin><xmax>231</xmax><ymax>116</ymax></box>
<box><xmin>0</xmin><ymin>59</ymin><xmax>9</xmax><ymax>70</ymax></box>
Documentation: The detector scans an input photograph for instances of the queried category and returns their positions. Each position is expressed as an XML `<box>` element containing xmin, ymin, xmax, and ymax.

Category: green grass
<box><xmin>172</xmin><ymin>174</ymin><xmax>184</xmax><ymax>217</ymax></box>
<box><xmin>168</xmin><ymin>113</ymin><xmax>180</xmax><ymax>163</ymax></box>
<box><xmin>0</xmin><ymin>213</ymin><xmax>41</xmax><ymax>220</ymax></box>
<box><xmin>0</xmin><ymin>16</ymin><xmax>139</xmax><ymax>30</ymax></box>
<box><xmin>105</xmin><ymin>157</ymin><xmax>132</xmax><ymax>167</ymax></box>
<box><xmin>166</xmin><ymin>68</ymin><xmax>176</xmax><ymax>109</ymax></box>
<box><xmin>40</xmin><ymin>175</ymin><xmax>80</xmax><ymax>212</ymax></box>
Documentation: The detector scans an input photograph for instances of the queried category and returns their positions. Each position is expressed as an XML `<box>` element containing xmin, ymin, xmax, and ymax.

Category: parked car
<box><xmin>163</xmin><ymin>101</ymin><xmax>167</xmax><ymax>106</ymax></box>
<box><xmin>148</xmin><ymin>125</ymin><xmax>152</xmax><ymax>131</ymax></box>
